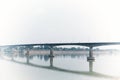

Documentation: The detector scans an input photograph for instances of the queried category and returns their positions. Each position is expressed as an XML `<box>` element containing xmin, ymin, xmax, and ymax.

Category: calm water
<box><xmin>0</xmin><ymin>51</ymin><xmax>120</xmax><ymax>80</ymax></box>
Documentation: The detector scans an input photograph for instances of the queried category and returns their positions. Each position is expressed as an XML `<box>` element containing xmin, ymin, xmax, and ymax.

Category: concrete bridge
<box><xmin>1</xmin><ymin>42</ymin><xmax>120</xmax><ymax>63</ymax></box>
<box><xmin>2</xmin><ymin>42</ymin><xmax>120</xmax><ymax>47</ymax></box>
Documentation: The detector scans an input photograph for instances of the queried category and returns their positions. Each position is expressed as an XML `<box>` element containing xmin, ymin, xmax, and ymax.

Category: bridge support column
<box><xmin>26</xmin><ymin>49</ymin><xmax>30</xmax><ymax>64</ymax></box>
<box><xmin>11</xmin><ymin>48</ymin><xmax>15</xmax><ymax>61</ymax></box>
<box><xmin>49</xmin><ymin>46</ymin><xmax>54</xmax><ymax>67</ymax></box>
<box><xmin>50</xmin><ymin>56</ymin><xmax>53</xmax><ymax>67</ymax></box>
<box><xmin>88</xmin><ymin>60</ymin><xmax>94</xmax><ymax>72</ymax></box>
<box><xmin>11</xmin><ymin>53</ymin><xmax>14</xmax><ymax>61</ymax></box>
<box><xmin>87</xmin><ymin>47</ymin><xmax>95</xmax><ymax>61</ymax></box>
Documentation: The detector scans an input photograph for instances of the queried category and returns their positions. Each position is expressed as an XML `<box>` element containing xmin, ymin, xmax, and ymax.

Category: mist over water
<box><xmin>0</xmin><ymin>50</ymin><xmax>120</xmax><ymax>80</ymax></box>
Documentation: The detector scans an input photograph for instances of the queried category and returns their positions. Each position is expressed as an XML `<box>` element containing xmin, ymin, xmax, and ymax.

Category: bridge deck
<box><xmin>1</xmin><ymin>42</ymin><xmax>120</xmax><ymax>47</ymax></box>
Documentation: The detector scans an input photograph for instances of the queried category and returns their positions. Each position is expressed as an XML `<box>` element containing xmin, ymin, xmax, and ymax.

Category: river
<box><xmin>0</xmin><ymin>51</ymin><xmax>120</xmax><ymax>80</ymax></box>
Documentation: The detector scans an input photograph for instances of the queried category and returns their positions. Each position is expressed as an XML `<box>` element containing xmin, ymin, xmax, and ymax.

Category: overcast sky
<box><xmin>0</xmin><ymin>0</ymin><xmax>120</xmax><ymax>45</ymax></box>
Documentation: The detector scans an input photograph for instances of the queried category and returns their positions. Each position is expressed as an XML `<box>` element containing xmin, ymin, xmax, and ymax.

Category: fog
<box><xmin>0</xmin><ymin>0</ymin><xmax>120</xmax><ymax>45</ymax></box>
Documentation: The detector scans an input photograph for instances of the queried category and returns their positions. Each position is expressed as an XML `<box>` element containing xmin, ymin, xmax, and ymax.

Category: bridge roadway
<box><xmin>1</xmin><ymin>42</ymin><xmax>120</xmax><ymax>63</ymax></box>
<box><xmin>1</xmin><ymin>42</ymin><xmax>120</xmax><ymax>47</ymax></box>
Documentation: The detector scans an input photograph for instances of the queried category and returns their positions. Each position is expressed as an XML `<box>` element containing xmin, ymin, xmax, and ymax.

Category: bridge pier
<box><xmin>87</xmin><ymin>47</ymin><xmax>95</xmax><ymax>61</ymax></box>
<box><xmin>50</xmin><ymin>56</ymin><xmax>53</xmax><ymax>67</ymax></box>
<box><xmin>11</xmin><ymin>53</ymin><xmax>14</xmax><ymax>61</ymax></box>
<box><xmin>49</xmin><ymin>46</ymin><xmax>54</xmax><ymax>57</ymax></box>
<box><xmin>49</xmin><ymin>46</ymin><xmax>54</xmax><ymax>67</ymax></box>
<box><xmin>11</xmin><ymin>48</ymin><xmax>15</xmax><ymax>61</ymax></box>
<box><xmin>88</xmin><ymin>60</ymin><xmax>94</xmax><ymax>72</ymax></box>
<box><xmin>26</xmin><ymin>49</ymin><xmax>30</xmax><ymax>64</ymax></box>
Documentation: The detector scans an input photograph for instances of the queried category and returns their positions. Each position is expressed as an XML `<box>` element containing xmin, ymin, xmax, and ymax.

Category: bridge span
<box><xmin>1</xmin><ymin>42</ymin><xmax>120</xmax><ymax>63</ymax></box>
<box><xmin>1</xmin><ymin>42</ymin><xmax>120</xmax><ymax>47</ymax></box>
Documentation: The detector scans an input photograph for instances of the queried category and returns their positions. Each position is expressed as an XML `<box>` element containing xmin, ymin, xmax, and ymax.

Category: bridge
<box><xmin>1</xmin><ymin>42</ymin><xmax>120</xmax><ymax>47</ymax></box>
<box><xmin>1</xmin><ymin>42</ymin><xmax>120</xmax><ymax>63</ymax></box>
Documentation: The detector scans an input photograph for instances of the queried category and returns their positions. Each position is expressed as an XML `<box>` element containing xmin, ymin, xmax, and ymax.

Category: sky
<box><xmin>0</xmin><ymin>0</ymin><xmax>120</xmax><ymax>45</ymax></box>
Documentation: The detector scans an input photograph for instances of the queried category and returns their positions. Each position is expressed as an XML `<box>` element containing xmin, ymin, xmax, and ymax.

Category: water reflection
<box><xmin>1</xmin><ymin>52</ymin><xmax>120</xmax><ymax>79</ymax></box>
<box><xmin>29</xmin><ymin>54</ymin><xmax>88</xmax><ymax>61</ymax></box>
<box><xmin>10</xmin><ymin>58</ymin><xmax>117</xmax><ymax>79</ymax></box>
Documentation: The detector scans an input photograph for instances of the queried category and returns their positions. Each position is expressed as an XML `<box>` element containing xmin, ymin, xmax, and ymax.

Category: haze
<box><xmin>0</xmin><ymin>0</ymin><xmax>120</xmax><ymax>45</ymax></box>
